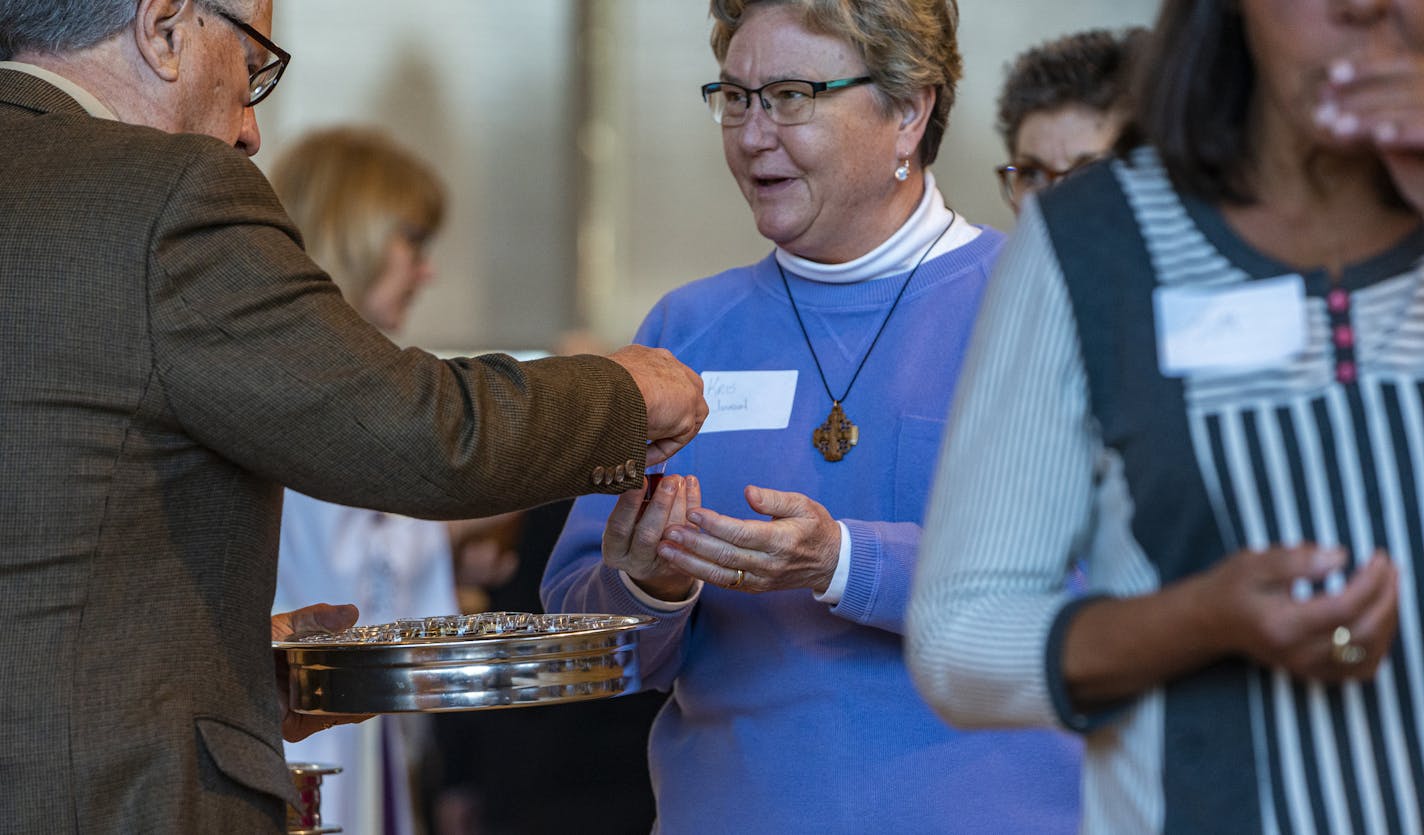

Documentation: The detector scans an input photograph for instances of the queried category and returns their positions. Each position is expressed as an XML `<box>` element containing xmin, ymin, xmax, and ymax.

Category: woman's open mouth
<box><xmin>753</xmin><ymin>175</ymin><xmax>795</xmax><ymax>193</ymax></box>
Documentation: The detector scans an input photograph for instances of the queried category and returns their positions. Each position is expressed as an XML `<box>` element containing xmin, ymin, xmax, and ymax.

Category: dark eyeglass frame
<box><xmin>700</xmin><ymin>76</ymin><xmax>874</xmax><ymax>126</ymax></box>
<box><xmin>994</xmin><ymin>157</ymin><xmax>1105</xmax><ymax>210</ymax></box>
<box><xmin>215</xmin><ymin>10</ymin><xmax>291</xmax><ymax>107</ymax></box>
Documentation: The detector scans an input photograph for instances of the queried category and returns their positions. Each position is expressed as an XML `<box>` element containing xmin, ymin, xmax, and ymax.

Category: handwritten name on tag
<box><xmin>1154</xmin><ymin>275</ymin><xmax>1307</xmax><ymax>377</ymax></box>
<box><xmin>700</xmin><ymin>370</ymin><xmax>798</xmax><ymax>433</ymax></box>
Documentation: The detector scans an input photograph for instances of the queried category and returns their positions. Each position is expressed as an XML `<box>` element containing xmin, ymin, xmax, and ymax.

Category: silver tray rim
<box><xmin>272</xmin><ymin>613</ymin><xmax>656</xmax><ymax>652</ymax></box>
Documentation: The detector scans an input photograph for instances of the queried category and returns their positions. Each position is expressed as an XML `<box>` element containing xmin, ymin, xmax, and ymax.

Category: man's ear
<box><xmin>133</xmin><ymin>0</ymin><xmax>193</xmax><ymax>82</ymax></box>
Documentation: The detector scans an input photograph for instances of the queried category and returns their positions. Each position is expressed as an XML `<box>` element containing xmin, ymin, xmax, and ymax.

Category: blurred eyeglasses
<box><xmin>216</xmin><ymin>10</ymin><xmax>291</xmax><ymax>106</ymax></box>
<box><xmin>700</xmin><ymin>76</ymin><xmax>874</xmax><ymax>127</ymax></box>
<box><xmin>995</xmin><ymin>156</ymin><xmax>1106</xmax><ymax>210</ymax></box>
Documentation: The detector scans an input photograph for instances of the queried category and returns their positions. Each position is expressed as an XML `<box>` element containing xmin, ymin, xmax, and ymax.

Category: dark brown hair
<box><xmin>1130</xmin><ymin>0</ymin><xmax>1257</xmax><ymax>203</ymax></box>
<box><xmin>996</xmin><ymin>27</ymin><xmax>1146</xmax><ymax>157</ymax></box>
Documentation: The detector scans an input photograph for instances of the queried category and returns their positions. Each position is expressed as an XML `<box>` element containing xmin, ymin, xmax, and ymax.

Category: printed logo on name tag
<box><xmin>1153</xmin><ymin>275</ymin><xmax>1308</xmax><ymax>377</ymax></box>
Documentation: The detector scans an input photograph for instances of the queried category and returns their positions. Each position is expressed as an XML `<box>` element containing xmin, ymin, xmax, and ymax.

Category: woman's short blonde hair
<box><xmin>269</xmin><ymin>127</ymin><xmax>445</xmax><ymax>306</ymax></box>
<box><xmin>709</xmin><ymin>0</ymin><xmax>961</xmax><ymax>166</ymax></box>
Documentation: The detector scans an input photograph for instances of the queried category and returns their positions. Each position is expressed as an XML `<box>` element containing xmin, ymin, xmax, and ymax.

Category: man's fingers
<box><xmin>273</xmin><ymin>603</ymin><xmax>359</xmax><ymax>641</ymax></box>
<box><xmin>284</xmin><ymin>712</ymin><xmax>375</xmax><ymax>743</ymax></box>
<box><xmin>608</xmin><ymin>344</ymin><xmax>706</xmax><ymax>457</ymax></box>
<box><xmin>648</xmin><ymin>411</ymin><xmax>703</xmax><ymax>464</ymax></box>
<box><xmin>646</xmin><ymin>438</ymin><xmax>681</xmax><ymax>467</ymax></box>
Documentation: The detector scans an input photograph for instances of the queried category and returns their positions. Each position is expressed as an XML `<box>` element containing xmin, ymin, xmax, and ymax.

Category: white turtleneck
<box><xmin>774</xmin><ymin>170</ymin><xmax>980</xmax><ymax>284</ymax></box>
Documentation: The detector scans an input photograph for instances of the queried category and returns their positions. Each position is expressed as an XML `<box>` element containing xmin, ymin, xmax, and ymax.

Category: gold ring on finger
<box><xmin>1330</xmin><ymin>625</ymin><xmax>1367</xmax><ymax>665</ymax></box>
<box><xmin>727</xmin><ymin>568</ymin><xmax>745</xmax><ymax>589</ymax></box>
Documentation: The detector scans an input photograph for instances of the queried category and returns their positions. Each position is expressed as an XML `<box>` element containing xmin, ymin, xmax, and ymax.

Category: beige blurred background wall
<box><xmin>256</xmin><ymin>0</ymin><xmax>1158</xmax><ymax>354</ymax></box>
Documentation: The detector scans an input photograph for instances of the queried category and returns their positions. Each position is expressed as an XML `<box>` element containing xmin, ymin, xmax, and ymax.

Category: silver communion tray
<box><xmin>275</xmin><ymin>612</ymin><xmax>655</xmax><ymax>714</ymax></box>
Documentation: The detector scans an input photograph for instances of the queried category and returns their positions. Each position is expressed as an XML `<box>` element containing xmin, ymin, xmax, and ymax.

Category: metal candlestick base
<box><xmin>286</xmin><ymin>762</ymin><xmax>342</xmax><ymax>834</ymax></box>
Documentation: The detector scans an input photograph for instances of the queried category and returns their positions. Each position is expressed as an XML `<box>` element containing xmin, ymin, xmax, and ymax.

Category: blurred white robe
<box><xmin>274</xmin><ymin>490</ymin><xmax>460</xmax><ymax>835</ymax></box>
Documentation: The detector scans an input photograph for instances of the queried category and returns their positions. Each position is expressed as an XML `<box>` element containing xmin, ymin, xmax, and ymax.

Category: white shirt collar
<box><xmin>774</xmin><ymin>170</ymin><xmax>981</xmax><ymax>284</ymax></box>
<box><xmin>0</xmin><ymin>61</ymin><xmax>118</xmax><ymax>120</ymax></box>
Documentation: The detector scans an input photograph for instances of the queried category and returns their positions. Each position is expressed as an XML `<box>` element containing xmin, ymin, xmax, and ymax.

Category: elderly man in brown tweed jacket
<box><xmin>0</xmin><ymin>0</ymin><xmax>708</xmax><ymax>832</ymax></box>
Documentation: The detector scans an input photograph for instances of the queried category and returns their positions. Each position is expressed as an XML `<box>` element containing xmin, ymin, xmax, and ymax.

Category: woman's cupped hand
<box><xmin>602</xmin><ymin>473</ymin><xmax>701</xmax><ymax>601</ymax></box>
<box><xmin>655</xmin><ymin>485</ymin><xmax>841</xmax><ymax>595</ymax></box>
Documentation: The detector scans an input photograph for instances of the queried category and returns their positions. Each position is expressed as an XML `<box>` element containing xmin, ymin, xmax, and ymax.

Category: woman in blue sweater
<box><xmin>541</xmin><ymin>1</ymin><xmax>1081</xmax><ymax>832</ymax></box>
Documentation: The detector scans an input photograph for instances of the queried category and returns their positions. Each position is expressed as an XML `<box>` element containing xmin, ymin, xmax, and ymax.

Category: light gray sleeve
<box><xmin>905</xmin><ymin>199</ymin><xmax>1102</xmax><ymax>730</ymax></box>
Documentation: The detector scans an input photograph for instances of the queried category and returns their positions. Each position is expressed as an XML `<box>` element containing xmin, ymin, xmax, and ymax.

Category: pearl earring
<box><xmin>894</xmin><ymin>159</ymin><xmax>910</xmax><ymax>182</ymax></box>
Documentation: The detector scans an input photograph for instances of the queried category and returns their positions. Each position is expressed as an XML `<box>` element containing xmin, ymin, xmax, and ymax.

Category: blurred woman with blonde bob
<box><xmin>270</xmin><ymin>127</ymin><xmax>444</xmax><ymax>334</ymax></box>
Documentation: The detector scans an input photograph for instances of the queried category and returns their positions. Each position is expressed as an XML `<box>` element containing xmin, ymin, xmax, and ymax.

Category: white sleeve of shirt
<box><xmin>620</xmin><ymin>570</ymin><xmax>703</xmax><ymax>612</ymax></box>
<box><xmin>813</xmin><ymin>521</ymin><xmax>852</xmax><ymax>605</ymax></box>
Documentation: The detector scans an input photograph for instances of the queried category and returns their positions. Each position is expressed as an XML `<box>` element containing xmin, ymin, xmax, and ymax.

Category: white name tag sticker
<box><xmin>1153</xmin><ymin>275</ymin><xmax>1308</xmax><ymax>377</ymax></box>
<box><xmin>699</xmin><ymin>370</ymin><xmax>798</xmax><ymax>433</ymax></box>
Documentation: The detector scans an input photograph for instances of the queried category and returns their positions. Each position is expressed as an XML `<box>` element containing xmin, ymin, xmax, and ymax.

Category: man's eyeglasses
<box><xmin>700</xmin><ymin>76</ymin><xmax>874</xmax><ymax>127</ymax></box>
<box><xmin>995</xmin><ymin>157</ymin><xmax>1105</xmax><ymax>210</ymax></box>
<box><xmin>215</xmin><ymin>10</ymin><xmax>291</xmax><ymax>107</ymax></box>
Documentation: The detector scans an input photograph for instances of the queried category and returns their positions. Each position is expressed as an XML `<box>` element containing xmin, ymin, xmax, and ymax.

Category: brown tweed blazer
<box><xmin>0</xmin><ymin>69</ymin><xmax>647</xmax><ymax>834</ymax></box>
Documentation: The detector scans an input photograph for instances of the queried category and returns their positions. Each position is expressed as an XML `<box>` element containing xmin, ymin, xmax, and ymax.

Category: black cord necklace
<box><xmin>778</xmin><ymin>213</ymin><xmax>956</xmax><ymax>462</ymax></box>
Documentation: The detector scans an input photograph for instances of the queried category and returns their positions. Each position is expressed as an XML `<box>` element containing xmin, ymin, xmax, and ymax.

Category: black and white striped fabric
<box><xmin>1130</xmin><ymin>147</ymin><xmax>1424</xmax><ymax>835</ymax></box>
<box><xmin>908</xmin><ymin>147</ymin><xmax>1424</xmax><ymax>834</ymax></box>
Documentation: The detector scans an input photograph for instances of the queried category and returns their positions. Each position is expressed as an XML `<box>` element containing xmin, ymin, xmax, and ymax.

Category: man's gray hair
<box><xmin>0</xmin><ymin>0</ymin><xmax>258</xmax><ymax>61</ymax></box>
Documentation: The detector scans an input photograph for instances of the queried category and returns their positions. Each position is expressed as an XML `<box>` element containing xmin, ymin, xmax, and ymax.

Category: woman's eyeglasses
<box><xmin>995</xmin><ymin>156</ymin><xmax>1106</xmax><ymax>210</ymax></box>
<box><xmin>700</xmin><ymin>76</ymin><xmax>873</xmax><ymax>127</ymax></box>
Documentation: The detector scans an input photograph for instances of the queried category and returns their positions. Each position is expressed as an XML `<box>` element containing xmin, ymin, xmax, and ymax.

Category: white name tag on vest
<box><xmin>699</xmin><ymin>370</ymin><xmax>798</xmax><ymax>433</ymax></box>
<box><xmin>1153</xmin><ymin>275</ymin><xmax>1307</xmax><ymax>377</ymax></box>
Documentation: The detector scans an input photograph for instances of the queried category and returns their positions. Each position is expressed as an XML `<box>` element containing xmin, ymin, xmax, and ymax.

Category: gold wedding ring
<box><xmin>728</xmin><ymin>568</ymin><xmax>745</xmax><ymax>589</ymax></box>
<box><xmin>1331</xmin><ymin>625</ymin><xmax>1367</xmax><ymax>665</ymax></box>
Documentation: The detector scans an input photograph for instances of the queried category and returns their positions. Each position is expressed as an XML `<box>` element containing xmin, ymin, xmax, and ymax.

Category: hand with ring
<box><xmin>1194</xmin><ymin>545</ymin><xmax>1398</xmax><ymax>682</ymax></box>
<box><xmin>656</xmin><ymin>484</ymin><xmax>840</xmax><ymax>595</ymax></box>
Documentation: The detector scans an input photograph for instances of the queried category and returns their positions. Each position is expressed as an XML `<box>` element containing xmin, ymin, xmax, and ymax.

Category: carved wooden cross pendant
<box><xmin>812</xmin><ymin>401</ymin><xmax>859</xmax><ymax>462</ymax></box>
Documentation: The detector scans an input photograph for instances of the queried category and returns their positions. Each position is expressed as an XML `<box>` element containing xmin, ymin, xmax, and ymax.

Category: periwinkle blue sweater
<box><xmin>541</xmin><ymin>233</ymin><xmax>1082</xmax><ymax>834</ymax></box>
